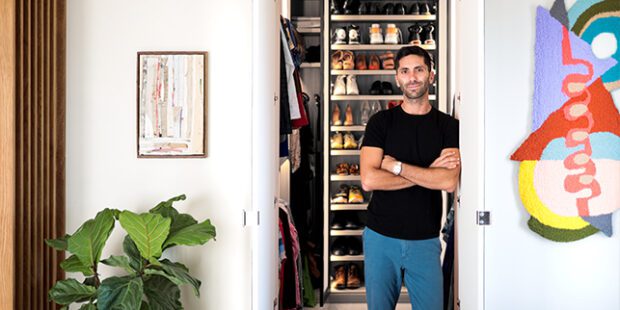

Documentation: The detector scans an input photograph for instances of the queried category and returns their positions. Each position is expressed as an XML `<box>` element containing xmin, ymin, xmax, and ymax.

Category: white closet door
<box><xmin>455</xmin><ymin>0</ymin><xmax>485</xmax><ymax>309</ymax></box>
<box><xmin>251</xmin><ymin>0</ymin><xmax>280</xmax><ymax>309</ymax></box>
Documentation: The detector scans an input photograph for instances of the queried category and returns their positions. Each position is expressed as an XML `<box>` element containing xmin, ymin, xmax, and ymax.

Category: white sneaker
<box><xmin>384</xmin><ymin>24</ymin><xmax>402</xmax><ymax>44</ymax></box>
<box><xmin>333</xmin><ymin>28</ymin><xmax>347</xmax><ymax>45</ymax></box>
<box><xmin>369</xmin><ymin>24</ymin><xmax>383</xmax><ymax>44</ymax></box>
<box><xmin>333</xmin><ymin>75</ymin><xmax>347</xmax><ymax>95</ymax></box>
<box><xmin>346</xmin><ymin>75</ymin><xmax>359</xmax><ymax>95</ymax></box>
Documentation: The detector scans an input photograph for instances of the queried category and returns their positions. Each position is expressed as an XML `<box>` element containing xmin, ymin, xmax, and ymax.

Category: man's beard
<box><xmin>401</xmin><ymin>80</ymin><xmax>429</xmax><ymax>100</ymax></box>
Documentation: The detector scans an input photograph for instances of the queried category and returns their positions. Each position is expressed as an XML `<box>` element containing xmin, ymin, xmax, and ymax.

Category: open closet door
<box><xmin>251</xmin><ymin>0</ymin><xmax>281</xmax><ymax>309</ymax></box>
<box><xmin>454</xmin><ymin>0</ymin><xmax>485</xmax><ymax>309</ymax></box>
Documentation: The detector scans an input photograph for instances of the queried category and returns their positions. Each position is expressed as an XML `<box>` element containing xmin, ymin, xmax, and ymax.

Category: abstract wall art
<box><xmin>137</xmin><ymin>52</ymin><xmax>208</xmax><ymax>158</ymax></box>
<box><xmin>511</xmin><ymin>0</ymin><xmax>620</xmax><ymax>242</ymax></box>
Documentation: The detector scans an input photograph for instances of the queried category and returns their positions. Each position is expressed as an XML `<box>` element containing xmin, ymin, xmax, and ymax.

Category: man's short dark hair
<box><xmin>395</xmin><ymin>45</ymin><xmax>433</xmax><ymax>71</ymax></box>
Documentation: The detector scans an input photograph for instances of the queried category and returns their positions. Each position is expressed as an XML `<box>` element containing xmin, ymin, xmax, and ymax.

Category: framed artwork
<box><xmin>137</xmin><ymin>51</ymin><xmax>208</xmax><ymax>158</ymax></box>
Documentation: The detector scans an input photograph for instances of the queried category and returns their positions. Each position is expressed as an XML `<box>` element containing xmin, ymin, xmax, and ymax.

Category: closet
<box><xmin>278</xmin><ymin>0</ymin><xmax>454</xmax><ymax>307</ymax></box>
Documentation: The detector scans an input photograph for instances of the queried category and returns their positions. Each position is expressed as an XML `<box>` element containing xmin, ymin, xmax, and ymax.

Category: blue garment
<box><xmin>363</xmin><ymin>227</ymin><xmax>443</xmax><ymax>310</ymax></box>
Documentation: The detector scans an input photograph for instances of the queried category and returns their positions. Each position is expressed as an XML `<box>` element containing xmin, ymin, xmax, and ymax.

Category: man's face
<box><xmin>395</xmin><ymin>54</ymin><xmax>434</xmax><ymax>100</ymax></box>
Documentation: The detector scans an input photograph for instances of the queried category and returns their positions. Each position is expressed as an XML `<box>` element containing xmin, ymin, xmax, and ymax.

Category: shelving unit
<box><xmin>331</xmin><ymin>43</ymin><xmax>436</xmax><ymax>51</ymax></box>
<box><xmin>323</xmin><ymin>0</ymin><xmax>444</xmax><ymax>305</ymax></box>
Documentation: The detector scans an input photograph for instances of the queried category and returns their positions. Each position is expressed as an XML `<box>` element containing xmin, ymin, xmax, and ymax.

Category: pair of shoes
<box><xmin>332</xmin><ymin>0</ymin><xmax>360</xmax><ymax>15</ymax></box>
<box><xmin>333</xmin><ymin>75</ymin><xmax>359</xmax><ymax>95</ymax></box>
<box><xmin>331</xmin><ymin>184</ymin><xmax>364</xmax><ymax>203</ymax></box>
<box><xmin>408</xmin><ymin>23</ymin><xmax>436</xmax><ymax>45</ymax></box>
<box><xmin>361</xmin><ymin>101</ymin><xmax>383</xmax><ymax>124</ymax></box>
<box><xmin>332</xmin><ymin>104</ymin><xmax>355</xmax><ymax>126</ymax></box>
<box><xmin>410</xmin><ymin>3</ymin><xmax>432</xmax><ymax>15</ymax></box>
<box><xmin>331</xmin><ymin>50</ymin><xmax>355</xmax><ymax>69</ymax></box>
<box><xmin>331</xmin><ymin>132</ymin><xmax>358</xmax><ymax>149</ymax></box>
<box><xmin>331</xmin><ymin>212</ymin><xmax>363</xmax><ymax>230</ymax></box>
<box><xmin>369</xmin><ymin>24</ymin><xmax>401</xmax><ymax>44</ymax></box>
<box><xmin>332</xmin><ymin>25</ymin><xmax>361</xmax><ymax>44</ymax></box>
<box><xmin>331</xmin><ymin>237</ymin><xmax>363</xmax><ymax>256</ymax></box>
<box><xmin>332</xmin><ymin>263</ymin><xmax>362</xmax><ymax>290</ymax></box>
<box><xmin>355</xmin><ymin>53</ymin><xmax>392</xmax><ymax>70</ymax></box>
<box><xmin>335</xmin><ymin>162</ymin><xmax>360</xmax><ymax>175</ymax></box>
<box><xmin>370</xmin><ymin>81</ymin><xmax>394</xmax><ymax>95</ymax></box>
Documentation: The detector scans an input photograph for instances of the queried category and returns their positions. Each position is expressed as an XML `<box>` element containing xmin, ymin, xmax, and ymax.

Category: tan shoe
<box><xmin>343</xmin><ymin>132</ymin><xmax>358</xmax><ymax>149</ymax></box>
<box><xmin>332</xmin><ymin>104</ymin><xmax>342</xmax><ymax>125</ymax></box>
<box><xmin>333</xmin><ymin>265</ymin><xmax>347</xmax><ymax>290</ymax></box>
<box><xmin>342</xmin><ymin>51</ymin><xmax>355</xmax><ymax>70</ymax></box>
<box><xmin>331</xmin><ymin>132</ymin><xmax>344</xmax><ymax>149</ymax></box>
<box><xmin>344</xmin><ymin>104</ymin><xmax>354</xmax><ymax>126</ymax></box>
<box><xmin>346</xmin><ymin>264</ymin><xmax>361</xmax><ymax>289</ymax></box>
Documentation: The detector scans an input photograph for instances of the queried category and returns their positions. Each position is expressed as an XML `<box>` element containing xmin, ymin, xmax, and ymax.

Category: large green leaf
<box><xmin>101</xmin><ymin>255</ymin><xmax>135</xmax><ymax>274</ymax></box>
<box><xmin>48</xmin><ymin>279</ymin><xmax>96</xmax><ymax>305</ymax></box>
<box><xmin>159</xmin><ymin>259</ymin><xmax>201</xmax><ymax>297</ymax></box>
<box><xmin>169</xmin><ymin>214</ymin><xmax>198</xmax><ymax>236</ymax></box>
<box><xmin>143</xmin><ymin>275</ymin><xmax>183</xmax><ymax>310</ymax></box>
<box><xmin>60</xmin><ymin>255</ymin><xmax>94</xmax><ymax>276</ymax></box>
<box><xmin>79</xmin><ymin>303</ymin><xmax>97</xmax><ymax>310</ymax></box>
<box><xmin>119</xmin><ymin>211</ymin><xmax>171</xmax><ymax>259</ymax></box>
<box><xmin>97</xmin><ymin>276</ymin><xmax>143</xmax><ymax>310</ymax></box>
<box><xmin>163</xmin><ymin>219</ymin><xmax>216</xmax><ymax>248</ymax></box>
<box><xmin>67</xmin><ymin>209</ymin><xmax>116</xmax><ymax>267</ymax></box>
<box><xmin>149</xmin><ymin>194</ymin><xmax>186</xmax><ymax>217</ymax></box>
<box><xmin>45</xmin><ymin>234</ymin><xmax>70</xmax><ymax>251</ymax></box>
<box><xmin>122</xmin><ymin>235</ymin><xmax>143</xmax><ymax>272</ymax></box>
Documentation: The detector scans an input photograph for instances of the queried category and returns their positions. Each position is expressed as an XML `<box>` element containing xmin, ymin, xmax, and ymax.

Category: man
<box><xmin>360</xmin><ymin>45</ymin><xmax>460</xmax><ymax>310</ymax></box>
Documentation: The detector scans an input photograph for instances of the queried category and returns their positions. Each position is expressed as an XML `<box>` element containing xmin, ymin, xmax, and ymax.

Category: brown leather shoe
<box><xmin>346</xmin><ymin>263</ymin><xmax>361</xmax><ymax>289</ymax></box>
<box><xmin>368</xmin><ymin>54</ymin><xmax>380</xmax><ymax>70</ymax></box>
<box><xmin>333</xmin><ymin>265</ymin><xmax>347</xmax><ymax>289</ymax></box>
<box><xmin>355</xmin><ymin>54</ymin><xmax>367</xmax><ymax>70</ymax></box>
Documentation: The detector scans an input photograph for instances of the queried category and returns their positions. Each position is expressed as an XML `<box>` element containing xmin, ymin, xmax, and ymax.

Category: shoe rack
<box><xmin>322</xmin><ymin>0</ymin><xmax>448</xmax><ymax>304</ymax></box>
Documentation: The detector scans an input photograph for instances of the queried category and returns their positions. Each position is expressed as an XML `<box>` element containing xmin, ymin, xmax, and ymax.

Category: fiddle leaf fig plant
<box><xmin>46</xmin><ymin>194</ymin><xmax>216</xmax><ymax>310</ymax></box>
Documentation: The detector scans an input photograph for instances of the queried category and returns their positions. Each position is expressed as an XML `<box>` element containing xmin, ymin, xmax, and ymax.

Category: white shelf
<box><xmin>331</xmin><ymin>204</ymin><xmax>368</xmax><ymax>211</ymax></box>
<box><xmin>292</xmin><ymin>16</ymin><xmax>321</xmax><ymax>21</ymax></box>
<box><xmin>331</xmin><ymin>69</ymin><xmax>396</xmax><ymax>75</ymax></box>
<box><xmin>331</xmin><ymin>149</ymin><xmax>360</xmax><ymax>156</ymax></box>
<box><xmin>300</xmin><ymin>62</ymin><xmax>321</xmax><ymax>68</ymax></box>
<box><xmin>330</xmin><ymin>175</ymin><xmax>361</xmax><ymax>181</ymax></box>
<box><xmin>297</xmin><ymin>28</ymin><xmax>321</xmax><ymax>34</ymax></box>
<box><xmin>331</xmin><ymin>94</ymin><xmax>436</xmax><ymax>101</ymax></box>
<box><xmin>331</xmin><ymin>15</ymin><xmax>436</xmax><ymax>22</ymax></box>
<box><xmin>331</xmin><ymin>229</ymin><xmax>364</xmax><ymax>236</ymax></box>
<box><xmin>331</xmin><ymin>255</ymin><xmax>364</xmax><ymax>262</ymax></box>
<box><xmin>331</xmin><ymin>125</ymin><xmax>366</xmax><ymax>131</ymax></box>
<box><xmin>331</xmin><ymin>44</ymin><xmax>436</xmax><ymax>51</ymax></box>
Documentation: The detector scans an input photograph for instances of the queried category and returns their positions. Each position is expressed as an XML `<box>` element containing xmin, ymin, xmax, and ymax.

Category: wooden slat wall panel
<box><xmin>0</xmin><ymin>0</ymin><xmax>16</xmax><ymax>308</ymax></box>
<box><xmin>15</xmin><ymin>0</ymin><xmax>66</xmax><ymax>309</ymax></box>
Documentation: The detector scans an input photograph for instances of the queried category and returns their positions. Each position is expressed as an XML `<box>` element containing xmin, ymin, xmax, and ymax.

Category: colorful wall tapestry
<box><xmin>511</xmin><ymin>0</ymin><xmax>620</xmax><ymax>242</ymax></box>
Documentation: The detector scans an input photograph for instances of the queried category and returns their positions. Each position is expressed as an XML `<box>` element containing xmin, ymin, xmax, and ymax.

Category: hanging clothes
<box><xmin>277</xmin><ymin>199</ymin><xmax>303</xmax><ymax>310</ymax></box>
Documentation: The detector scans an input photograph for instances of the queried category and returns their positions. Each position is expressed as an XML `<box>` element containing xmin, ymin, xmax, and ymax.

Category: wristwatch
<box><xmin>392</xmin><ymin>161</ymin><xmax>402</xmax><ymax>176</ymax></box>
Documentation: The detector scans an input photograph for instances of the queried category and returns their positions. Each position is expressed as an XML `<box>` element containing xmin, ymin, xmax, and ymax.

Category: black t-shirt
<box><xmin>362</xmin><ymin>105</ymin><xmax>459</xmax><ymax>240</ymax></box>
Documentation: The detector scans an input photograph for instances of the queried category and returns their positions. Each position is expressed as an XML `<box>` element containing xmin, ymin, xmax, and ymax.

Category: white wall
<box><xmin>67</xmin><ymin>1</ymin><xmax>253</xmax><ymax>309</ymax></box>
<box><xmin>484</xmin><ymin>0</ymin><xmax>620</xmax><ymax>309</ymax></box>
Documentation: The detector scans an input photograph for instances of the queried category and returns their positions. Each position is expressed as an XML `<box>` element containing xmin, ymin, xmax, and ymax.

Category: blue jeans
<box><xmin>363</xmin><ymin>227</ymin><xmax>443</xmax><ymax>310</ymax></box>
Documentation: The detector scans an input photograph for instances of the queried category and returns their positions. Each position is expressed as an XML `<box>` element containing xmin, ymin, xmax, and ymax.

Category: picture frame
<box><xmin>137</xmin><ymin>51</ymin><xmax>208</xmax><ymax>158</ymax></box>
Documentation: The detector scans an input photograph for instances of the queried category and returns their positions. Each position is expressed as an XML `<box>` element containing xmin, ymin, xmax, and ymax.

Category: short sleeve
<box><xmin>444</xmin><ymin>117</ymin><xmax>459</xmax><ymax>148</ymax></box>
<box><xmin>362</xmin><ymin>112</ymin><xmax>386</xmax><ymax>149</ymax></box>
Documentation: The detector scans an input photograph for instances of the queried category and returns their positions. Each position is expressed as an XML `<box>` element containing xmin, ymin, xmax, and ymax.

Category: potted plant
<box><xmin>45</xmin><ymin>194</ymin><xmax>216</xmax><ymax>309</ymax></box>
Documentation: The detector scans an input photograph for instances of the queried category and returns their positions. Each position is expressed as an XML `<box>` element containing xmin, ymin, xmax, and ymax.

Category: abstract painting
<box><xmin>511</xmin><ymin>0</ymin><xmax>619</xmax><ymax>242</ymax></box>
<box><xmin>137</xmin><ymin>52</ymin><xmax>208</xmax><ymax>157</ymax></box>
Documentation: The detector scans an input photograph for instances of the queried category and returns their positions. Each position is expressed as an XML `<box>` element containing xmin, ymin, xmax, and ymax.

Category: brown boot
<box><xmin>346</xmin><ymin>263</ymin><xmax>361</xmax><ymax>289</ymax></box>
<box><xmin>333</xmin><ymin>265</ymin><xmax>347</xmax><ymax>290</ymax></box>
